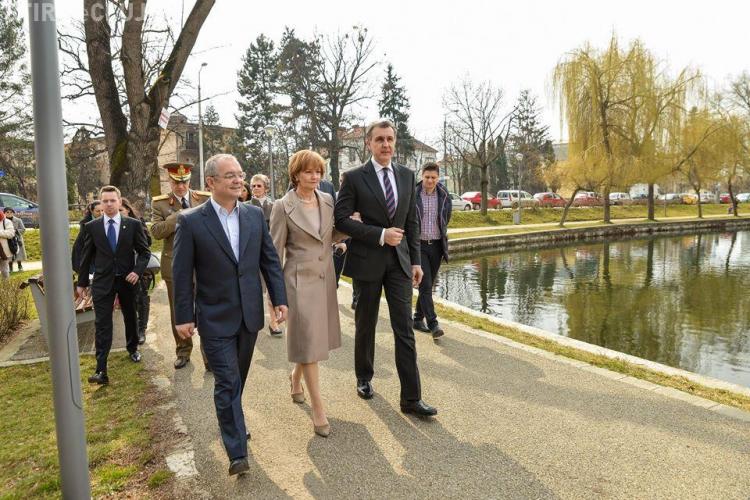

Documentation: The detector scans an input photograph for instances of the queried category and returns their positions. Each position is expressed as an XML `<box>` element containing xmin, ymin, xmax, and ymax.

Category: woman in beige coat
<box><xmin>270</xmin><ymin>150</ymin><xmax>346</xmax><ymax>437</ymax></box>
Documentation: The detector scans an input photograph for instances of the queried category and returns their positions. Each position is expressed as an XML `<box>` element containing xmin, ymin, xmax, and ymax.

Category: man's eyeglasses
<box><xmin>213</xmin><ymin>172</ymin><xmax>246</xmax><ymax>181</ymax></box>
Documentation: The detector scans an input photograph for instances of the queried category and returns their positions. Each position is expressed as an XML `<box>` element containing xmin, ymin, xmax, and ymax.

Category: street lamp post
<box><xmin>514</xmin><ymin>152</ymin><xmax>524</xmax><ymax>225</ymax></box>
<box><xmin>264</xmin><ymin>124</ymin><xmax>278</xmax><ymax>199</ymax></box>
<box><xmin>198</xmin><ymin>62</ymin><xmax>207</xmax><ymax>190</ymax></box>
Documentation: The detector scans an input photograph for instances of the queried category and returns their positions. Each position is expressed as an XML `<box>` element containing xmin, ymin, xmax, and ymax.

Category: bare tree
<box><xmin>444</xmin><ymin>78</ymin><xmax>514</xmax><ymax>214</ymax></box>
<box><xmin>71</xmin><ymin>0</ymin><xmax>214</xmax><ymax>207</ymax></box>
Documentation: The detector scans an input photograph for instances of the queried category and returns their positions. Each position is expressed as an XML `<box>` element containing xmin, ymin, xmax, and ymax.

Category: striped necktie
<box><xmin>382</xmin><ymin>168</ymin><xmax>396</xmax><ymax>219</ymax></box>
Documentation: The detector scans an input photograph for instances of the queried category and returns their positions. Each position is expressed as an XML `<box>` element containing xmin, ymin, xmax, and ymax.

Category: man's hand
<box><xmin>125</xmin><ymin>272</ymin><xmax>139</xmax><ymax>285</ymax></box>
<box><xmin>384</xmin><ymin>227</ymin><xmax>404</xmax><ymax>246</ymax></box>
<box><xmin>175</xmin><ymin>322</ymin><xmax>195</xmax><ymax>340</ymax></box>
<box><xmin>274</xmin><ymin>305</ymin><xmax>288</xmax><ymax>324</ymax></box>
<box><xmin>412</xmin><ymin>265</ymin><xmax>423</xmax><ymax>288</ymax></box>
<box><xmin>350</xmin><ymin>212</ymin><xmax>362</xmax><ymax>223</ymax></box>
<box><xmin>75</xmin><ymin>286</ymin><xmax>89</xmax><ymax>300</ymax></box>
<box><xmin>334</xmin><ymin>242</ymin><xmax>347</xmax><ymax>254</ymax></box>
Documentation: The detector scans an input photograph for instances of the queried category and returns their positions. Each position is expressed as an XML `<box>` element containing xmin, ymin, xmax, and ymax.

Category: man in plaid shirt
<box><xmin>414</xmin><ymin>162</ymin><xmax>452</xmax><ymax>340</ymax></box>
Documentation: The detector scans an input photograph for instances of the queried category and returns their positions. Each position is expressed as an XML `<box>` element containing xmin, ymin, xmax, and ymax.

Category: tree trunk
<box><xmin>329</xmin><ymin>138</ymin><xmax>341</xmax><ymax>191</ymax></box>
<box><xmin>728</xmin><ymin>179</ymin><xmax>738</xmax><ymax>217</ymax></box>
<box><xmin>647</xmin><ymin>183</ymin><xmax>655</xmax><ymax>220</ymax></box>
<box><xmin>695</xmin><ymin>187</ymin><xmax>703</xmax><ymax>218</ymax></box>
<box><xmin>480</xmin><ymin>165</ymin><xmax>488</xmax><ymax>216</ymax></box>
<box><xmin>559</xmin><ymin>188</ymin><xmax>580</xmax><ymax>227</ymax></box>
<box><xmin>602</xmin><ymin>184</ymin><xmax>611</xmax><ymax>223</ymax></box>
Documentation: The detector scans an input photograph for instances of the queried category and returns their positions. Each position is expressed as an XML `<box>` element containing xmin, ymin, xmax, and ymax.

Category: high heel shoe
<box><xmin>289</xmin><ymin>374</ymin><xmax>305</xmax><ymax>404</ymax></box>
<box><xmin>314</xmin><ymin>423</ymin><xmax>330</xmax><ymax>437</ymax></box>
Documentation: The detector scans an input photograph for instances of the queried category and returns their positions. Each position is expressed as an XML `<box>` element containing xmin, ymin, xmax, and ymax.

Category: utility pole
<box><xmin>27</xmin><ymin>1</ymin><xmax>91</xmax><ymax>497</ymax></box>
<box><xmin>198</xmin><ymin>62</ymin><xmax>207</xmax><ymax>190</ymax></box>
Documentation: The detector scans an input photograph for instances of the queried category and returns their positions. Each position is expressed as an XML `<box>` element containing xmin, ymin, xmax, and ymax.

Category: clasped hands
<box><xmin>175</xmin><ymin>305</ymin><xmax>288</xmax><ymax>340</ymax></box>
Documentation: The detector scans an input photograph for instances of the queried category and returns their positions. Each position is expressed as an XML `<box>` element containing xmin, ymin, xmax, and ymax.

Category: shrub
<box><xmin>0</xmin><ymin>276</ymin><xmax>30</xmax><ymax>342</ymax></box>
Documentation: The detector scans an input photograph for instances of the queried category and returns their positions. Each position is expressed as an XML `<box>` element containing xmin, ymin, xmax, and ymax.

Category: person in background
<box><xmin>120</xmin><ymin>197</ymin><xmax>153</xmax><ymax>345</ymax></box>
<box><xmin>247</xmin><ymin>173</ymin><xmax>282</xmax><ymax>336</ymax></box>
<box><xmin>72</xmin><ymin>201</ymin><xmax>102</xmax><ymax>274</ymax></box>
<box><xmin>240</xmin><ymin>181</ymin><xmax>252</xmax><ymax>202</ymax></box>
<box><xmin>413</xmin><ymin>162</ymin><xmax>452</xmax><ymax>340</ymax></box>
<box><xmin>76</xmin><ymin>185</ymin><xmax>151</xmax><ymax>385</ymax></box>
<box><xmin>151</xmin><ymin>162</ymin><xmax>212</xmax><ymax>370</ymax></box>
<box><xmin>270</xmin><ymin>150</ymin><xmax>343</xmax><ymax>437</ymax></box>
<box><xmin>0</xmin><ymin>210</ymin><xmax>14</xmax><ymax>279</ymax></box>
<box><xmin>3</xmin><ymin>208</ymin><xmax>26</xmax><ymax>272</ymax></box>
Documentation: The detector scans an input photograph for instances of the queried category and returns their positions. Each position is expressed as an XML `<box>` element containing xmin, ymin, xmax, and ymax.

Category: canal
<box><xmin>438</xmin><ymin>230</ymin><xmax>750</xmax><ymax>387</ymax></box>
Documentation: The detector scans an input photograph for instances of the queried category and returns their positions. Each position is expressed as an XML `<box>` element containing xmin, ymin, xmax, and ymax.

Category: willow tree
<box><xmin>715</xmin><ymin>114</ymin><xmax>749</xmax><ymax>216</ymax></box>
<box><xmin>547</xmin><ymin>151</ymin><xmax>608</xmax><ymax>227</ymax></box>
<box><xmin>554</xmin><ymin>36</ymin><xmax>635</xmax><ymax>223</ymax></box>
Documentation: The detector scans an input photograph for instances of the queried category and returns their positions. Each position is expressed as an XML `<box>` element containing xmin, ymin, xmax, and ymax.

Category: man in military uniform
<box><xmin>151</xmin><ymin>162</ymin><xmax>212</xmax><ymax>369</ymax></box>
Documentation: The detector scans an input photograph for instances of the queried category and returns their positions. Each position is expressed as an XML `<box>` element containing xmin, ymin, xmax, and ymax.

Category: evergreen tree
<box><xmin>234</xmin><ymin>34</ymin><xmax>281</xmax><ymax>175</ymax></box>
<box><xmin>202</xmin><ymin>104</ymin><xmax>224</xmax><ymax>159</ymax></box>
<box><xmin>378</xmin><ymin>64</ymin><xmax>414</xmax><ymax>164</ymax></box>
<box><xmin>509</xmin><ymin>90</ymin><xmax>550</xmax><ymax>193</ymax></box>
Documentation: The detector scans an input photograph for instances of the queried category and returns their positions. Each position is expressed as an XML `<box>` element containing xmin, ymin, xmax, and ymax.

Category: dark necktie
<box><xmin>382</xmin><ymin>168</ymin><xmax>396</xmax><ymax>219</ymax></box>
<box><xmin>107</xmin><ymin>219</ymin><xmax>117</xmax><ymax>251</ymax></box>
<box><xmin>181</xmin><ymin>197</ymin><xmax>189</xmax><ymax>210</ymax></box>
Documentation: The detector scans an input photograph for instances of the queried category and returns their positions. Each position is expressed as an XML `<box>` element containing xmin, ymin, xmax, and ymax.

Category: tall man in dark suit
<box><xmin>172</xmin><ymin>154</ymin><xmax>287</xmax><ymax>476</ymax></box>
<box><xmin>334</xmin><ymin>119</ymin><xmax>437</xmax><ymax>417</ymax></box>
<box><xmin>76</xmin><ymin>185</ymin><xmax>151</xmax><ymax>385</ymax></box>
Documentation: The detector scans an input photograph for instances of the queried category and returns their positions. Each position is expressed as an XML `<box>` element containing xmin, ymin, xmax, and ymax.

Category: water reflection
<box><xmin>438</xmin><ymin>231</ymin><xmax>750</xmax><ymax>387</ymax></box>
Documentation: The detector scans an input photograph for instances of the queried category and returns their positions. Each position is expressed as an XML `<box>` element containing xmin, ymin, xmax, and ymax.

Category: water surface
<box><xmin>437</xmin><ymin>231</ymin><xmax>750</xmax><ymax>387</ymax></box>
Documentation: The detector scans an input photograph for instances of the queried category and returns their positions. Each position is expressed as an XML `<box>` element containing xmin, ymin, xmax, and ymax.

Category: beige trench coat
<box><xmin>270</xmin><ymin>190</ymin><xmax>342</xmax><ymax>363</ymax></box>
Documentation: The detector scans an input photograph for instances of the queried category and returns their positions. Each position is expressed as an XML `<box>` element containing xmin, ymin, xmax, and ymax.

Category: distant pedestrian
<box><xmin>0</xmin><ymin>211</ymin><xmax>14</xmax><ymax>279</ymax></box>
<box><xmin>413</xmin><ymin>162</ymin><xmax>452</xmax><ymax>340</ymax></box>
<box><xmin>3</xmin><ymin>208</ymin><xmax>26</xmax><ymax>272</ymax></box>
<box><xmin>120</xmin><ymin>197</ymin><xmax>153</xmax><ymax>345</ymax></box>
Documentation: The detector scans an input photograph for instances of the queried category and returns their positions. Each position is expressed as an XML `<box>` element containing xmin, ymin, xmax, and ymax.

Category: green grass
<box><xmin>0</xmin><ymin>355</ymin><xmax>167</xmax><ymax>498</ymax></box>
<box><xmin>434</xmin><ymin>303</ymin><xmax>750</xmax><ymax>412</ymax></box>
<box><xmin>448</xmin><ymin>203</ymin><xmax>746</xmax><ymax>228</ymax></box>
<box><xmin>147</xmin><ymin>469</ymin><xmax>174</xmax><ymax>489</ymax></box>
<box><xmin>21</xmin><ymin>226</ymin><xmax>163</xmax><ymax>262</ymax></box>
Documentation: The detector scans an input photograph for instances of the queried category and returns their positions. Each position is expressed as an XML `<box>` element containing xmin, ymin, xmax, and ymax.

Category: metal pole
<box><xmin>268</xmin><ymin>135</ymin><xmax>275</xmax><ymax>200</ymax></box>
<box><xmin>27</xmin><ymin>1</ymin><xmax>91</xmax><ymax>498</ymax></box>
<box><xmin>197</xmin><ymin>67</ymin><xmax>205</xmax><ymax>190</ymax></box>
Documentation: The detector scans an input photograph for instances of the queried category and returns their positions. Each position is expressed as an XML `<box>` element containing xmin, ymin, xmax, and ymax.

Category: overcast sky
<box><xmin>49</xmin><ymin>0</ymin><xmax>750</xmax><ymax>152</ymax></box>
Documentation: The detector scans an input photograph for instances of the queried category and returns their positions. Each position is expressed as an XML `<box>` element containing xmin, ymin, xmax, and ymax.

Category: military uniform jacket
<box><xmin>150</xmin><ymin>190</ymin><xmax>210</xmax><ymax>280</ymax></box>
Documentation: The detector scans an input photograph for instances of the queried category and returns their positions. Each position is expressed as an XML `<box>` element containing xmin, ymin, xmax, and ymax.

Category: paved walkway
<box><xmin>143</xmin><ymin>282</ymin><xmax>750</xmax><ymax>499</ymax></box>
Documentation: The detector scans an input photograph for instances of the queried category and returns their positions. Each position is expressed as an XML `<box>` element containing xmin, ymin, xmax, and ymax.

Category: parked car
<box><xmin>657</xmin><ymin>193</ymin><xmax>683</xmax><ymax>204</ymax></box>
<box><xmin>680</xmin><ymin>193</ymin><xmax>698</xmax><ymax>205</ymax></box>
<box><xmin>719</xmin><ymin>193</ymin><xmax>736</xmax><ymax>204</ymax></box>
<box><xmin>572</xmin><ymin>191</ymin><xmax>602</xmax><ymax>207</ymax></box>
<box><xmin>699</xmin><ymin>192</ymin><xmax>717</xmax><ymax>204</ymax></box>
<box><xmin>449</xmin><ymin>192</ymin><xmax>472</xmax><ymax>211</ymax></box>
<box><xmin>533</xmin><ymin>192</ymin><xmax>567</xmax><ymax>208</ymax></box>
<box><xmin>736</xmin><ymin>193</ymin><xmax>750</xmax><ymax>203</ymax></box>
<box><xmin>609</xmin><ymin>192</ymin><xmax>631</xmax><ymax>205</ymax></box>
<box><xmin>460</xmin><ymin>191</ymin><xmax>501</xmax><ymax>210</ymax></box>
<box><xmin>496</xmin><ymin>190</ymin><xmax>539</xmax><ymax>209</ymax></box>
<box><xmin>0</xmin><ymin>192</ymin><xmax>39</xmax><ymax>228</ymax></box>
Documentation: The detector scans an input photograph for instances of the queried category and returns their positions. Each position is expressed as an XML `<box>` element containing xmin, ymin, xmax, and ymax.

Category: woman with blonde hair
<box><xmin>270</xmin><ymin>149</ymin><xmax>346</xmax><ymax>437</ymax></box>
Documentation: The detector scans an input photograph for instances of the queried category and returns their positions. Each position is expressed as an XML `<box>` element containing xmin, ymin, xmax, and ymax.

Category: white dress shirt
<box><xmin>103</xmin><ymin>212</ymin><xmax>121</xmax><ymax>245</ymax></box>
<box><xmin>210</xmin><ymin>197</ymin><xmax>240</xmax><ymax>260</ymax></box>
<box><xmin>371</xmin><ymin>157</ymin><xmax>398</xmax><ymax>246</ymax></box>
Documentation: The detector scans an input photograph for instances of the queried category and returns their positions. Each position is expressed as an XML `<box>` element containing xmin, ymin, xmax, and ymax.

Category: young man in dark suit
<box><xmin>172</xmin><ymin>154</ymin><xmax>287</xmax><ymax>476</ymax></box>
<box><xmin>76</xmin><ymin>185</ymin><xmax>151</xmax><ymax>385</ymax></box>
<box><xmin>334</xmin><ymin>119</ymin><xmax>437</xmax><ymax>417</ymax></box>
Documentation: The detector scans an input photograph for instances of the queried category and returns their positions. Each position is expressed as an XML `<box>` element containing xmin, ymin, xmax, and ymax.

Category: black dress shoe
<box><xmin>204</xmin><ymin>362</ymin><xmax>212</xmax><ymax>373</ymax></box>
<box><xmin>137</xmin><ymin>331</ymin><xmax>146</xmax><ymax>345</ymax></box>
<box><xmin>350</xmin><ymin>301</ymin><xmax>358</xmax><ymax>310</ymax></box>
<box><xmin>129</xmin><ymin>351</ymin><xmax>142</xmax><ymax>363</ymax></box>
<box><xmin>356</xmin><ymin>379</ymin><xmax>374</xmax><ymax>399</ymax></box>
<box><xmin>246</xmin><ymin>431</ymin><xmax>251</xmax><ymax>441</ymax></box>
<box><xmin>174</xmin><ymin>356</ymin><xmax>189</xmax><ymax>369</ymax></box>
<box><xmin>400</xmin><ymin>399</ymin><xmax>438</xmax><ymax>417</ymax></box>
<box><xmin>413</xmin><ymin>319</ymin><xmax>430</xmax><ymax>332</ymax></box>
<box><xmin>228</xmin><ymin>457</ymin><xmax>249</xmax><ymax>476</ymax></box>
<box><xmin>88</xmin><ymin>372</ymin><xmax>109</xmax><ymax>385</ymax></box>
<box><xmin>430</xmin><ymin>325</ymin><xmax>445</xmax><ymax>339</ymax></box>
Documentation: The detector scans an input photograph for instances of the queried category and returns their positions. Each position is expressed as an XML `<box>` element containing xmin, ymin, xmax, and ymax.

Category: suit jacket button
<box><xmin>319</xmin><ymin>273</ymin><xmax>325</xmax><ymax>279</ymax></box>
<box><xmin>318</xmin><ymin>255</ymin><xmax>324</xmax><ymax>261</ymax></box>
